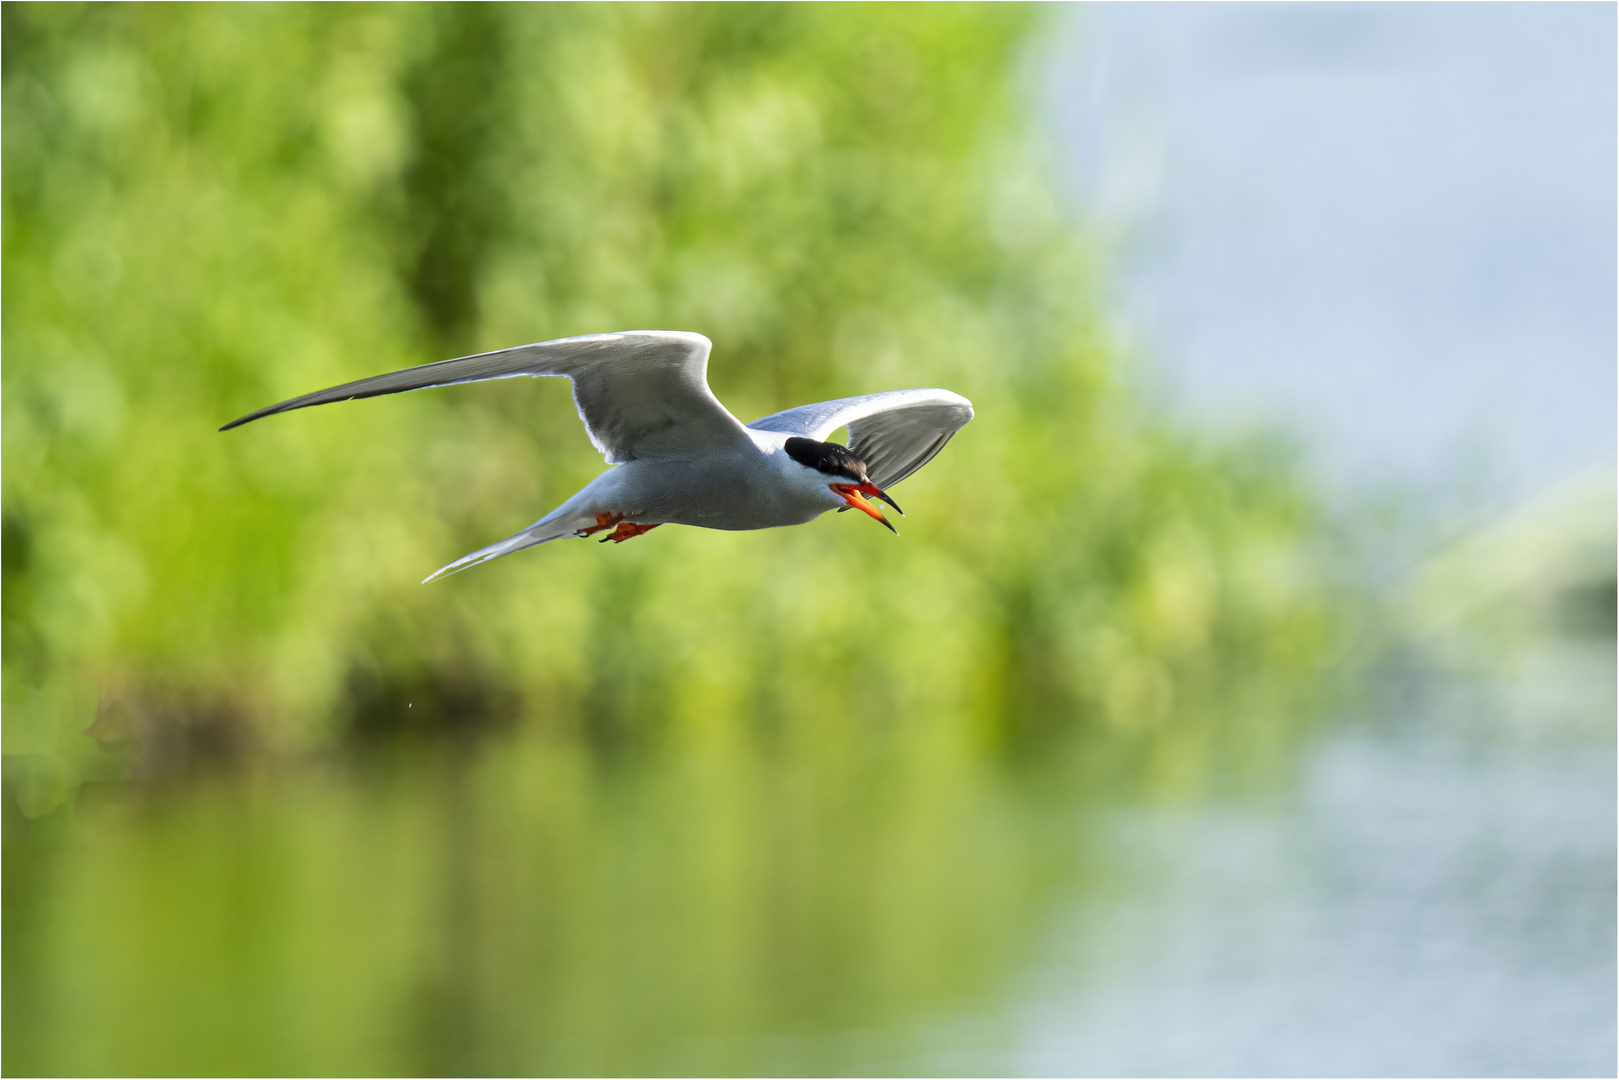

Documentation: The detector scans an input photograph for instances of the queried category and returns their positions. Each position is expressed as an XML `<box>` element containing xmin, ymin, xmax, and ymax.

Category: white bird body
<box><xmin>221</xmin><ymin>331</ymin><xmax>973</xmax><ymax>581</ymax></box>
<box><xmin>556</xmin><ymin>430</ymin><xmax>846</xmax><ymax>531</ymax></box>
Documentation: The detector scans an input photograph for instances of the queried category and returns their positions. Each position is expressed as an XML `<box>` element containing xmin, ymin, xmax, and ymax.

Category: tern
<box><xmin>222</xmin><ymin>331</ymin><xmax>974</xmax><ymax>582</ymax></box>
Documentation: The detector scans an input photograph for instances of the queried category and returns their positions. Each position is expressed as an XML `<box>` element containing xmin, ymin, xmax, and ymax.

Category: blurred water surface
<box><xmin>8</xmin><ymin>629</ymin><xmax>1609</xmax><ymax>1077</ymax></box>
<box><xmin>1005</xmin><ymin>645</ymin><xmax>1616</xmax><ymax>1077</ymax></box>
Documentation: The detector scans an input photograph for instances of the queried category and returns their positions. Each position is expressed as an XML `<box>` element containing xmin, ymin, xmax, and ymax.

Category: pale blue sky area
<box><xmin>1043</xmin><ymin>2</ymin><xmax>1616</xmax><ymax>517</ymax></box>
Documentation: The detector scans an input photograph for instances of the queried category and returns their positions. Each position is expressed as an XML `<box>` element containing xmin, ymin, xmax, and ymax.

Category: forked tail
<box><xmin>422</xmin><ymin>516</ymin><xmax>580</xmax><ymax>583</ymax></box>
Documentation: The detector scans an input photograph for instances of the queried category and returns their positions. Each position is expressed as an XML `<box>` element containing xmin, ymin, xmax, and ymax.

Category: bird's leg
<box><xmin>575</xmin><ymin>512</ymin><xmax>625</xmax><ymax>538</ymax></box>
<box><xmin>601</xmin><ymin>521</ymin><xmax>661</xmax><ymax>544</ymax></box>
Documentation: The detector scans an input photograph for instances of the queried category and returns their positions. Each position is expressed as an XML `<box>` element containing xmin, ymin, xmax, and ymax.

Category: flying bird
<box><xmin>221</xmin><ymin>331</ymin><xmax>974</xmax><ymax>582</ymax></box>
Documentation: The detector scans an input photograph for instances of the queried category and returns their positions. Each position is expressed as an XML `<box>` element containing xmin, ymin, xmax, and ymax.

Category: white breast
<box><xmin>578</xmin><ymin>431</ymin><xmax>843</xmax><ymax>531</ymax></box>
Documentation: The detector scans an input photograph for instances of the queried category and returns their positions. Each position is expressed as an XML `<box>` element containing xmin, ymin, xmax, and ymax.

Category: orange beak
<box><xmin>832</xmin><ymin>483</ymin><xmax>898</xmax><ymax>534</ymax></box>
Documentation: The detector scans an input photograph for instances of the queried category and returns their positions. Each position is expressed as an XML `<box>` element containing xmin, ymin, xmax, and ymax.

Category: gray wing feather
<box><xmin>220</xmin><ymin>330</ymin><xmax>750</xmax><ymax>464</ymax></box>
<box><xmin>747</xmin><ymin>388</ymin><xmax>974</xmax><ymax>489</ymax></box>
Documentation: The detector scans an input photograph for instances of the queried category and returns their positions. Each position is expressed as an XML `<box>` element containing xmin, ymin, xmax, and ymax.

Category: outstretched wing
<box><xmin>747</xmin><ymin>388</ymin><xmax>974</xmax><ymax>488</ymax></box>
<box><xmin>220</xmin><ymin>331</ymin><xmax>751</xmax><ymax>464</ymax></box>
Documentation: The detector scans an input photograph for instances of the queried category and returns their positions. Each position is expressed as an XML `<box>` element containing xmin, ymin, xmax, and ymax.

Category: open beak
<box><xmin>868</xmin><ymin>484</ymin><xmax>904</xmax><ymax>517</ymax></box>
<box><xmin>832</xmin><ymin>483</ymin><xmax>899</xmax><ymax>534</ymax></box>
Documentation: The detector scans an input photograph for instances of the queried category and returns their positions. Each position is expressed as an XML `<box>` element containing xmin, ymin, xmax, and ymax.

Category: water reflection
<box><xmin>8</xmin><ymin>620</ymin><xmax>1610</xmax><ymax>1078</ymax></box>
<box><xmin>9</xmin><ymin>623</ymin><xmax>1607</xmax><ymax>1079</ymax></box>
<box><xmin>9</xmin><ymin>722</ymin><xmax>1066</xmax><ymax>1075</ymax></box>
<box><xmin>1008</xmin><ymin>644</ymin><xmax>1616</xmax><ymax>1077</ymax></box>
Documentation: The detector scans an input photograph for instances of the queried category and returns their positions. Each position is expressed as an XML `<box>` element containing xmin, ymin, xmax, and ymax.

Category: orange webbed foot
<box><xmin>576</xmin><ymin>512</ymin><xmax>625</xmax><ymax>538</ymax></box>
<box><xmin>601</xmin><ymin>521</ymin><xmax>661</xmax><ymax>544</ymax></box>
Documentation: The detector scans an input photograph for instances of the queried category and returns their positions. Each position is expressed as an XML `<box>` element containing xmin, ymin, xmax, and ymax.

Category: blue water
<box><xmin>1006</xmin><ymin>649</ymin><xmax>1616</xmax><ymax>1076</ymax></box>
<box><xmin>871</xmin><ymin>642</ymin><xmax>1615</xmax><ymax>1077</ymax></box>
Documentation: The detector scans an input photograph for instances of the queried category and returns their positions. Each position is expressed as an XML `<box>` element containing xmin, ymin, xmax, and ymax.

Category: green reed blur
<box><xmin>4</xmin><ymin>4</ymin><xmax>1344</xmax><ymax>1074</ymax></box>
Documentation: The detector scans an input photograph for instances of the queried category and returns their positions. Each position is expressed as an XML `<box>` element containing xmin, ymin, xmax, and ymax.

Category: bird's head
<box><xmin>783</xmin><ymin>436</ymin><xmax>904</xmax><ymax>533</ymax></box>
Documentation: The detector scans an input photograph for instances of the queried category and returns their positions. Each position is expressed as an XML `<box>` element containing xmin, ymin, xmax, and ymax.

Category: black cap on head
<box><xmin>784</xmin><ymin>437</ymin><xmax>869</xmax><ymax>483</ymax></box>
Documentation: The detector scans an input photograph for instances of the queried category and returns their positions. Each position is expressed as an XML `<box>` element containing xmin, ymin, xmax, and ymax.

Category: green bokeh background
<box><xmin>4</xmin><ymin>4</ymin><xmax>1343</xmax><ymax>1074</ymax></box>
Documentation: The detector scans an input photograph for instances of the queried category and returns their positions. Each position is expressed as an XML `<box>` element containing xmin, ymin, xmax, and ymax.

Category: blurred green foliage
<box><xmin>4</xmin><ymin>0</ymin><xmax>1331</xmax><ymax>780</ymax></box>
<box><xmin>3</xmin><ymin>3</ymin><xmax>1342</xmax><ymax>1074</ymax></box>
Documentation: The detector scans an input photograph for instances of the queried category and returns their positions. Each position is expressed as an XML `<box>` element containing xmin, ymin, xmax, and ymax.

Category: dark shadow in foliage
<box><xmin>393</xmin><ymin>5</ymin><xmax>513</xmax><ymax>355</ymax></box>
<box><xmin>341</xmin><ymin>603</ymin><xmax>521</xmax><ymax>751</ymax></box>
<box><xmin>2</xmin><ymin>510</ymin><xmax>44</xmax><ymax>690</ymax></box>
<box><xmin>344</xmin><ymin>652</ymin><xmax>519</xmax><ymax>749</ymax></box>
<box><xmin>1558</xmin><ymin>577</ymin><xmax>1618</xmax><ymax>638</ymax></box>
<box><xmin>83</xmin><ymin>686</ymin><xmax>263</xmax><ymax>787</ymax></box>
